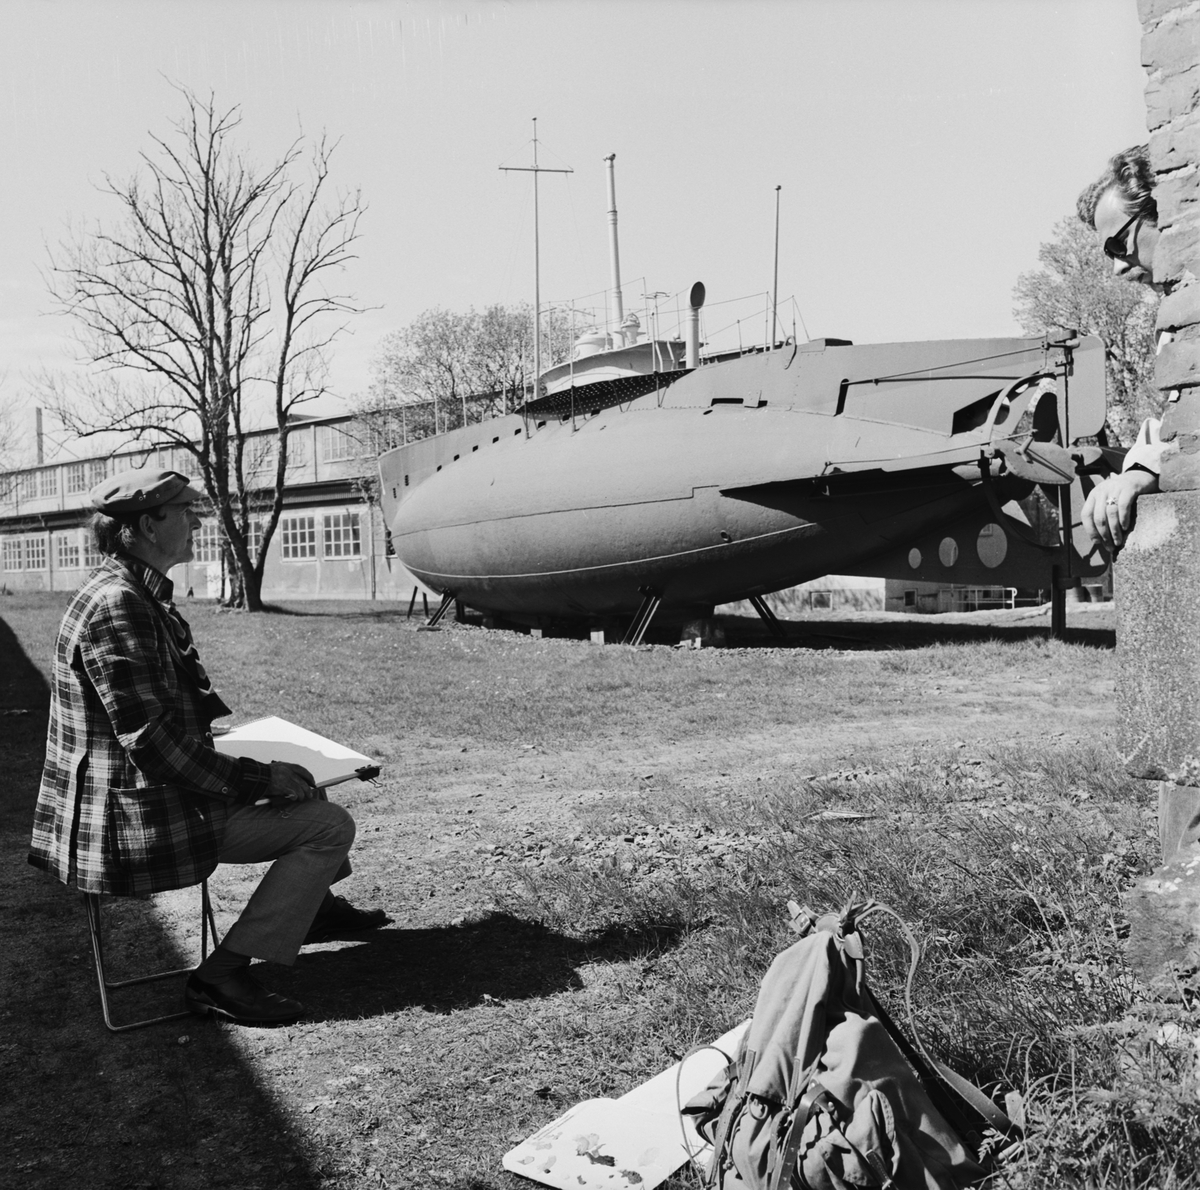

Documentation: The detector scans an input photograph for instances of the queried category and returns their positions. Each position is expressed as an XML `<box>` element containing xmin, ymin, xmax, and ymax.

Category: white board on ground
<box><xmin>213</xmin><ymin>716</ymin><xmax>377</xmax><ymax>789</ymax></box>
<box><xmin>502</xmin><ymin>1019</ymin><xmax>749</xmax><ymax>1190</ymax></box>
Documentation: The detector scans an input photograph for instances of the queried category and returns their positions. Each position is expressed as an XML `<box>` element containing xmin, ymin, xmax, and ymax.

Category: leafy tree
<box><xmin>357</xmin><ymin>302</ymin><xmax>575</xmax><ymax>453</ymax></box>
<box><xmin>44</xmin><ymin>89</ymin><xmax>363</xmax><ymax>610</ymax></box>
<box><xmin>1013</xmin><ymin>217</ymin><xmax>1160</xmax><ymax>445</ymax></box>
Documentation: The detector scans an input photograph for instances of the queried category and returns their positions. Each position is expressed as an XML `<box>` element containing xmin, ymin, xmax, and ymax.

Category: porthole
<box><xmin>938</xmin><ymin>537</ymin><xmax>959</xmax><ymax>567</ymax></box>
<box><xmin>976</xmin><ymin>523</ymin><xmax>1007</xmax><ymax>569</ymax></box>
<box><xmin>908</xmin><ymin>548</ymin><xmax>921</xmax><ymax>570</ymax></box>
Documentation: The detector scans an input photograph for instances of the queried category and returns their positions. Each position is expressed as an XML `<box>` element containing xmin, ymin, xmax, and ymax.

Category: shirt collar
<box><xmin>120</xmin><ymin>555</ymin><xmax>175</xmax><ymax>604</ymax></box>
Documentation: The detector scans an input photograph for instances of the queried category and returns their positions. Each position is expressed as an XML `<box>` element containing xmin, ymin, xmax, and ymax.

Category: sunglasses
<box><xmin>1104</xmin><ymin>211</ymin><xmax>1143</xmax><ymax>260</ymax></box>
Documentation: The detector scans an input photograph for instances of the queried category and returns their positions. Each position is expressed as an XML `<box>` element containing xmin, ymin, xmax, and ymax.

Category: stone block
<box><xmin>1146</xmin><ymin>63</ymin><xmax>1200</xmax><ymax>131</ymax></box>
<box><xmin>1154</xmin><ymin>166</ymin><xmax>1200</xmax><ymax>226</ymax></box>
<box><xmin>1160</xmin><ymin>435</ymin><xmax>1200</xmax><ymax>489</ymax></box>
<box><xmin>1124</xmin><ymin>846</ymin><xmax>1200</xmax><ymax>996</ymax></box>
<box><xmin>1143</xmin><ymin>10</ymin><xmax>1200</xmax><ymax>75</ymax></box>
<box><xmin>1158</xmin><ymin>281</ymin><xmax>1200</xmax><ymax>332</ymax></box>
<box><xmin>1116</xmin><ymin>491</ymin><xmax>1200</xmax><ymax>775</ymax></box>
<box><xmin>1154</xmin><ymin>221</ymin><xmax>1200</xmax><ymax>284</ymax></box>
<box><xmin>1139</xmin><ymin>0</ymin><xmax>1191</xmax><ymax>27</ymax></box>
<box><xmin>1156</xmin><ymin>334</ymin><xmax>1200</xmax><ymax>390</ymax></box>
<box><xmin>1150</xmin><ymin>115</ymin><xmax>1200</xmax><ymax>175</ymax></box>
<box><xmin>1158</xmin><ymin>398</ymin><xmax>1192</xmax><ymax>439</ymax></box>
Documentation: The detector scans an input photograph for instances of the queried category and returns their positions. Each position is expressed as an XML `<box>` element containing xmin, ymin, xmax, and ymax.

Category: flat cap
<box><xmin>90</xmin><ymin>467</ymin><xmax>204</xmax><ymax>513</ymax></box>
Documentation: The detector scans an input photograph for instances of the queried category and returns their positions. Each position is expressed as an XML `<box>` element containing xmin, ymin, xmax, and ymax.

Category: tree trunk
<box><xmin>240</xmin><ymin>564</ymin><xmax>265</xmax><ymax>611</ymax></box>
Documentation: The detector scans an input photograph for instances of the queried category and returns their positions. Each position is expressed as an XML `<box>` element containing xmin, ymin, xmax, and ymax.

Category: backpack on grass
<box><xmin>682</xmin><ymin>899</ymin><xmax>1015</xmax><ymax>1190</ymax></box>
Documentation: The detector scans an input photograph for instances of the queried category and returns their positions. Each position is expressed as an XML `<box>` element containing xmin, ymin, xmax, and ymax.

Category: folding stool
<box><xmin>84</xmin><ymin>879</ymin><xmax>219</xmax><ymax>1033</ymax></box>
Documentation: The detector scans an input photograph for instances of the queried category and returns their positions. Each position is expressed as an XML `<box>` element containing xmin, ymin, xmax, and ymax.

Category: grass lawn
<box><xmin>2</xmin><ymin>592</ymin><xmax>1195</xmax><ymax>1189</ymax></box>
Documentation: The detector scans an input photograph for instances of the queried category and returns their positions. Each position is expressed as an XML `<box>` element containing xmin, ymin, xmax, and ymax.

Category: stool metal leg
<box><xmin>85</xmin><ymin>879</ymin><xmax>221</xmax><ymax>1034</ymax></box>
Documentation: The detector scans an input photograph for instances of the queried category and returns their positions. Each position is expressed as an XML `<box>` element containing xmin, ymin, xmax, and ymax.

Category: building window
<box><xmin>809</xmin><ymin>590</ymin><xmax>831</xmax><ymax>610</ymax></box>
<box><xmin>38</xmin><ymin>469</ymin><xmax>57</xmax><ymax>498</ymax></box>
<box><xmin>249</xmin><ymin>441</ymin><xmax>276</xmax><ymax>477</ymax></box>
<box><xmin>2</xmin><ymin>537</ymin><xmax>20</xmax><ymax>571</ymax></box>
<box><xmin>280</xmin><ymin>515</ymin><xmax>317</xmax><ymax>559</ymax></box>
<box><xmin>319</xmin><ymin>425</ymin><xmax>358</xmax><ymax>463</ymax></box>
<box><xmin>87</xmin><ymin>459</ymin><xmax>108</xmax><ymax>488</ymax></box>
<box><xmin>194</xmin><ymin>521</ymin><xmax>222</xmax><ymax>564</ymax></box>
<box><xmin>65</xmin><ymin>463</ymin><xmax>87</xmax><ymax>495</ymax></box>
<box><xmin>83</xmin><ymin>532</ymin><xmax>102</xmax><ymax>569</ymax></box>
<box><xmin>323</xmin><ymin>512</ymin><xmax>361</xmax><ymax>558</ymax></box>
<box><xmin>24</xmin><ymin>535</ymin><xmax>47</xmax><ymax>570</ymax></box>
<box><xmin>287</xmin><ymin>432</ymin><xmax>310</xmax><ymax>468</ymax></box>
<box><xmin>246</xmin><ymin>518</ymin><xmax>263</xmax><ymax>559</ymax></box>
<box><xmin>904</xmin><ymin>589</ymin><xmax>916</xmax><ymax>608</ymax></box>
<box><xmin>18</xmin><ymin>472</ymin><xmax>35</xmax><ymax>500</ymax></box>
<box><xmin>55</xmin><ymin>532</ymin><xmax>81</xmax><ymax>570</ymax></box>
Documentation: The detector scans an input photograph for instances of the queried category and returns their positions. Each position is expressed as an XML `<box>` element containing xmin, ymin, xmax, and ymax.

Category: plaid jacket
<box><xmin>28</xmin><ymin>556</ymin><xmax>272</xmax><ymax>894</ymax></box>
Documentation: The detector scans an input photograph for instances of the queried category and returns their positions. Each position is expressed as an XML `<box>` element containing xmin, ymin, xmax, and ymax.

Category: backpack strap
<box><xmin>700</xmin><ymin>1045</ymin><xmax>756</xmax><ymax>1188</ymax></box>
<box><xmin>674</xmin><ymin>1041</ymin><xmax>743</xmax><ymax>1173</ymax></box>
<box><xmin>857</xmin><ymin>901</ymin><xmax>1019</xmax><ymax>1139</ymax></box>
<box><xmin>770</xmin><ymin>1080</ymin><xmax>843</xmax><ymax>1190</ymax></box>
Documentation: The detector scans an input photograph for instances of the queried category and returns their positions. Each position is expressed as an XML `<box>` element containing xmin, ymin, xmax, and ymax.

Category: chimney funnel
<box><xmin>605</xmin><ymin>154</ymin><xmax>624</xmax><ymax>346</ymax></box>
<box><xmin>686</xmin><ymin>282</ymin><xmax>706</xmax><ymax>369</ymax></box>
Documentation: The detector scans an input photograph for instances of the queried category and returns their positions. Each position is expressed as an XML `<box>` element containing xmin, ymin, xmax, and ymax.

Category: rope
<box><xmin>674</xmin><ymin>1041</ymin><xmax>739</xmax><ymax>1172</ymax></box>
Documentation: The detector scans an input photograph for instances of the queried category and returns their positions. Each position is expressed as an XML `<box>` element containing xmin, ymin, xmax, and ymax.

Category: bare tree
<box><xmin>1013</xmin><ymin>216</ymin><xmax>1160</xmax><ymax>445</ymax></box>
<box><xmin>0</xmin><ymin>387</ymin><xmax>30</xmax><ymax>502</ymax></box>
<box><xmin>44</xmin><ymin>89</ymin><xmax>364</xmax><ymax>609</ymax></box>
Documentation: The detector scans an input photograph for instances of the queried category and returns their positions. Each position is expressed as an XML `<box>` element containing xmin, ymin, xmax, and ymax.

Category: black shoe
<box><xmin>185</xmin><ymin>970</ymin><xmax>304</xmax><ymax>1026</ymax></box>
<box><xmin>303</xmin><ymin>895</ymin><xmax>392</xmax><ymax>944</ymax></box>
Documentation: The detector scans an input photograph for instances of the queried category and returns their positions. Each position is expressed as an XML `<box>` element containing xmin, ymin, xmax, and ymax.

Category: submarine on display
<box><xmin>377</xmin><ymin>154</ymin><xmax>1115</xmax><ymax>642</ymax></box>
<box><xmin>377</xmin><ymin>319</ymin><xmax>1115</xmax><ymax>641</ymax></box>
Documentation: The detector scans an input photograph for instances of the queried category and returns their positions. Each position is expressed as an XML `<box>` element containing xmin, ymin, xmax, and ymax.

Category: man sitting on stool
<box><xmin>29</xmin><ymin>467</ymin><xmax>389</xmax><ymax>1025</ymax></box>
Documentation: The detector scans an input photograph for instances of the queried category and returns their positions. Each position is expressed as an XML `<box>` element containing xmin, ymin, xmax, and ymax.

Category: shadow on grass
<box><xmin>0</xmin><ymin>613</ymin><xmax>328</xmax><ymax>1190</ymax></box>
<box><xmin>257</xmin><ymin>600</ymin><xmax>412</xmax><ymax>619</ymax></box>
<box><xmin>717</xmin><ymin>612</ymin><xmax>1116</xmax><ymax>651</ymax></box>
<box><xmin>281</xmin><ymin>914</ymin><xmax>688</xmax><ymax>1023</ymax></box>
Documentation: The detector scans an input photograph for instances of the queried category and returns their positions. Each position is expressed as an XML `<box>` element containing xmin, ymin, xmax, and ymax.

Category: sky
<box><xmin>0</xmin><ymin>0</ymin><xmax>1149</xmax><ymax>458</ymax></box>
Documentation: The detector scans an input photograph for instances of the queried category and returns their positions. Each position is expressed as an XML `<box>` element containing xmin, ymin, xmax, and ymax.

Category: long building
<box><xmin>0</xmin><ymin>414</ymin><xmax>431</xmax><ymax>602</ymax></box>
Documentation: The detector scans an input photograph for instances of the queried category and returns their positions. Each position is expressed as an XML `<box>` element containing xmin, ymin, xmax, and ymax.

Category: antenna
<box><xmin>772</xmin><ymin>185</ymin><xmax>781</xmax><ymax>348</ymax></box>
<box><xmin>500</xmin><ymin>119</ymin><xmax>573</xmax><ymax>405</ymax></box>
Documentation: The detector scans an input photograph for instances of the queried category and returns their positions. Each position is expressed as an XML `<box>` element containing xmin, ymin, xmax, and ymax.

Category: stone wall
<box><xmin>1118</xmin><ymin>3</ymin><xmax>1200</xmax><ymax>779</ymax></box>
<box><xmin>1120</xmin><ymin>3</ymin><xmax>1200</xmax><ymax>985</ymax></box>
<box><xmin>1143</xmin><ymin>0</ymin><xmax>1200</xmax><ymax>486</ymax></box>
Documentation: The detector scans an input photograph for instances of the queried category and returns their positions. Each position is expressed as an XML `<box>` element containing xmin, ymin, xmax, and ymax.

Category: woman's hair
<box><xmin>1077</xmin><ymin>144</ymin><xmax>1157</xmax><ymax>229</ymax></box>
<box><xmin>89</xmin><ymin>507</ymin><xmax>167</xmax><ymax>558</ymax></box>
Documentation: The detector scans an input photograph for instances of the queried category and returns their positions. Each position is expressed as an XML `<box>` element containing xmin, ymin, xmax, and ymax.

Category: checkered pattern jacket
<box><xmin>28</xmin><ymin>556</ymin><xmax>272</xmax><ymax>894</ymax></box>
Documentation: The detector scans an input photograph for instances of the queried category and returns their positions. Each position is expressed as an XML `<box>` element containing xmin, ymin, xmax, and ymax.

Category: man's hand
<box><xmin>1080</xmin><ymin>469</ymin><xmax>1159</xmax><ymax>550</ymax></box>
<box><xmin>266</xmin><ymin>760</ymin><xmax>319</xmax><ymax>802</ymax></box>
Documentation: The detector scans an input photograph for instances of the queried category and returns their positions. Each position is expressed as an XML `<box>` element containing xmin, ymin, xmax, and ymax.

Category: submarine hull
<box><xmin>378</xmin><ymin>336</ymin><xmax>1111</xmax><ymax>621</ymax></box>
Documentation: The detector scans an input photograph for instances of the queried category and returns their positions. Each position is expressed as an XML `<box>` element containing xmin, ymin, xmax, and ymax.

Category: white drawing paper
<box><xmin>213</xmin><ymin>715</ymin><xmax>377</xmax><ymax>789</ymax></box>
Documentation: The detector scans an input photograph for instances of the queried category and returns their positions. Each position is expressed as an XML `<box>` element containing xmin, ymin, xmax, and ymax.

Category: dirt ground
<box><xmin>0</xmin><ymin>596</ymin><xmax>1126</xmax><ymax>1189</ymax></box>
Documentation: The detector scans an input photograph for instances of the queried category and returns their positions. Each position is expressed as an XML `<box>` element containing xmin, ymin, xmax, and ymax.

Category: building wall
<box><xmin>0</xmin><ymin>418</ymin><xmax>436</xmax><ymax>602</ymax></box>
<box><xmin>883</xmin><ymin>573</ymin><xmax>1113</xmax><ymax>614</ymax></box>
<box><xmin>719</xmin><ymin>575</ymin><xmax>886</xmax><ymax>617</ymax></box>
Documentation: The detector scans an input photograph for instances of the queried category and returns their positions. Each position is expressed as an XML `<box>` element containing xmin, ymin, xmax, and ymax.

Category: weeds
<box><xmin>499</xmin><ymin>740</ymin><xmax>1200</xmax><ymax>1188</ymax></box>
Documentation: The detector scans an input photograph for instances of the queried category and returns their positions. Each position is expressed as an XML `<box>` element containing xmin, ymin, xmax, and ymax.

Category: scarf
<box><xmin>129</xmin><ymin>559</ymin><xmax>233</xmax><ymax>725</ymax></box>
